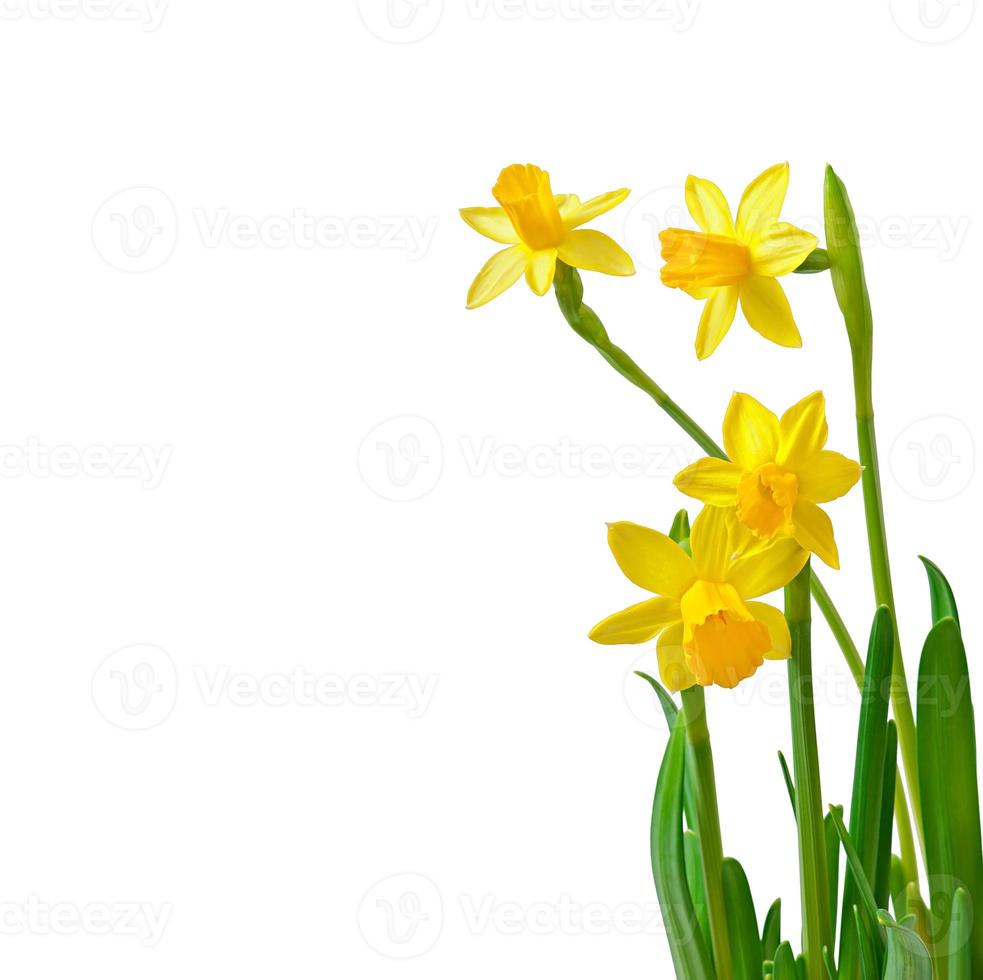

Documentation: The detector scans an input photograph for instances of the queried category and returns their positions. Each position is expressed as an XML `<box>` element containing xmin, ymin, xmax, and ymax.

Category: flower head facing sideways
<box><xmin>590</xmin><ymin>506</ymin><xmax>807</xmax><ymax>691</ymax></box>
<box><xmin>461</xmin><ymin>164</ymin><xmax>635</xmax><ymax>309</ymax></box>
<box><xmin>674</xmin><ymin>391</ymin><xmax>862</xmax><ymax>569</ymax></box>
<box><xmin>659</xmin><ymin>163</ymin><xmax>818</xmax><ymax>359</ymax></box>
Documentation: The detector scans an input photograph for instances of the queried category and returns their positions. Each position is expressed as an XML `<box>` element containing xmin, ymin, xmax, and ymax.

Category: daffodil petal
<box><xmin>606</xmin><ymin>522</ymin><xmax>696</xmax><ymax>599</ymax></box>
<box><xmin>695</xmin><ymin>285</ymin><xmax>740</xmax><ymax>360</ymax></box>
<box><xmin>791</xmin><ymin>499</ymin><xmax>840</xmax><ymax>569</ymax></box>
<box><xmin>777</xmin><ymin>391</ymin><xmax>828</xmax><ymax>469</ymax></box>
<box><xmin>685</xmin><ymin>175</ymin><xmax>735</xmax><ymax>236</ymax></box>
<box><xmin>746</xmin><ymin>601</ymin><xmax>792</xmax><ymax>660</ymax></box>
<box><xmin>460</xmin><ymin>207</ymin><xmax>520</xmax><ymax>245</ymax></box>
<box><xmin>561</xmin><ymin>188</ymin><xmax>630</xmax><ymax>229</ymax></box>
<box><xmin>739</xmin><ymin>276</ymin><xmax>803</xmax><ymax>348</ymax></box>
<box><xmin>749</xmin><ymin>222</ymin><xmax>819</xmax><ymax>277</ymax></box>
<box><xmin>690</xmin><ymin>505</ymin><xmax>737</xmax><ymax>582</ymax></box>
<box><xmin>557</xmin><ymin>229</ymin><xmax>635</xmax><ymax>276</ymax></box>
<box><xmin>674</xmin><ymin>458</ymin><xmax>743</xmax><ymax>505</ymax></box>
<box><xmin>728</xmin><ymin>536</ymin><xmax>809</xmax><ymax>599</ymax></box>
<box><xmin>736</xmin><ymin>162</ymin><xmax>790</xmax><ymax>241</ymax></box>
<box><xmin>797</xmin><ymin>450</ymin><xmax>862</xmax><ymax>503</ymax></box>
<box><xmin>657</xmin><ymin>622</ymin><xmax>697</xmax><ymax>693</ymax></box>
<box><xmin>466</xmin><ymin>245</ymin><xmax>527</xmax><ymax>309</ymax></box>
<box><xmin>723</xmin><ymin>392</ymin><xmax>780</xmax><ymax>470</ymax></box>
<box><xmin>525</xmin><ymin>248</ymin><xmax>557</xmax><ymax>296</ymax></box>
<box><xmin>589</xmin><ymin>596</ymin><xmax>682</xmax><ymax>645</ymax></box>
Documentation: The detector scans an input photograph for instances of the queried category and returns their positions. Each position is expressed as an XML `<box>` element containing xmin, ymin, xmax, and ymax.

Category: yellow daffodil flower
<box><xmin>590</xmin><ymin>506</ymin><xmax>807</xmax><ymax>691</ymax></box>
<box><xmin>674</xmin><ymin>391</ymin><xmax>862</xmax><ymax>569</ymax></box>
<box><xmin>461</xmin><ymin>163</ymin><xmax>635</xmax><ymax>309</ymax></box>
<box><xmin>659</xmin><ymin>163</ymin><xmax>818</xmax><ymax>360</ymax></box>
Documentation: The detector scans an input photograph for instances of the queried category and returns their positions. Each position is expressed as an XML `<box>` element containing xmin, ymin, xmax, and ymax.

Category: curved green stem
<box><xmin>680</xmin><ymin>687</ymin><xmax>731</xmax><ymax>980</ymax></box>
<box><xmin>786</xmin><ymin>561</ymin><xmax>833</xmax><ymax>980</ymax></box>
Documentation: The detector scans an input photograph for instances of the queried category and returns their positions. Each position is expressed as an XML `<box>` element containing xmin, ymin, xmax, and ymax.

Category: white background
<box><xmin>0</xmin><ymin>0</ymin><xmax>979</xmax><ymax>976</ymax></box>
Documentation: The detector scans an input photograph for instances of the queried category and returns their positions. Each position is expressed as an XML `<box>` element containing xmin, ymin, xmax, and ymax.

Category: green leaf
<box><xmin>828</xmin><ymin>806</ymin><xmax>882</xmax><ymax>942</ymax></box>
<box><xmin>773</xmin><ymin>942</ymin><xmax>798</xmax><ymax>980</ymax></box>
<box><xmin>874</xmin><ymin>723</ymin><xmax>898</xmax><ymax>911</ymax></box>
<box><xmin>762</xmin><ymin>898</ymin><xmax>782</xmax><ymax>963</ymax></box>
<box><xmin>889</xmin><ymin>857</ymin><xmax>907</xmax><ymax>921</ymax></box>
<box><xmin>722</xmin><ymin>857</ymin><xmax>762</xmax><ymax>980</ymax></box>
<box><xmin>840</xmin><ymin>607</ymin><xmax>894</xmax><ymax>980</ymax></box>
<box><xmin>684</xmin><ymin>829</ymin><xmax>711</xmax><ymax>960</ymax></box>
<box><xmin>919</xmin><ymin>556</ymin><xmax>960</xmax><ymax>626</ymax></box>
<box><xmin>670</xmin><ymin>509</ymin><xmax>691</xmax><ymax>545</ymax></box>
<box><xmin>793</xmin><ymin>247</ymin><xmax>830</xmax><ymax>274</ymax></box>
<box><xmin>948</xmin><ymin>888</ymin><xmax>972</xmax><ymax>980</ymax></box>
<box><xmin>826</xmin><ymin>806</ymin><xmax>842</xmax><ymax>938</ymax></box>
<box><xmin>879</xmin><ymin>912</ymin><xmax>932</xmax><ymax>979</ymax></box>
<box><xmin>650</xmin><ymin>717</ymin><xmax>714</xmax><ymax>979</ymax></box>
<box><xmin>778</xmin><ymin>750</ymin><xmax>796</xmax><ymax>816</ymax></box>
<box><xmin>854</xmin><ymin>906</ymin><xmax>879</xmax><ymax>980</ymax></box>
<box><xmin>917</xmin><ymin>616</ymin><xmax>983</xmax><ymax>978</ymax></box>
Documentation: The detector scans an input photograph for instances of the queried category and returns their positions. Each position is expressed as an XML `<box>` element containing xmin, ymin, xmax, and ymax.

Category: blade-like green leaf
<box><xmin>828</xmin><ymin>806</ymin><xmax>881</xmax><ymax>942</ymax></box>
<box><xmin>722</xmin><ymin>857</ymin><xmax>762</xmax><ymax>980</ymax></box>
<box><xmin>889</xmin><ymin>857</ymin><xmax>906</xmax><ymax>921</ymax></box>
<box><xmin>778</xmin><ymin>751</ymin><xmax>796</xmax><ymax>816</ymax></box>
<box><xmin>762</xmin><ymin>899</ymin><xmax>782</xmax><ymax>963</ymax></box>
<box><xmin>874</xmin><ymin>723</ymin><xmax>898</xmax><ymax>911</ymax></box>
<box><xmin>854</xmin><ymin>906</ymin><xmax>879</xmax><ymax>980</ymax></box>
<box><xmin>919</xmin><ymin>556</ymin><xmax>960</xmax><ymax>626</ymax></box>
<box><xmin>684</xmin><ymin>829</ymin><xmax>711</xmax><ymax>960</ymax></box>
<box><xmin>840</xmin><ymin>607</ymin><xmax>894</xmax><ymax>980</ymax></box>
<box><xmin>917</xmin><ymin>616</ymin><xmax>983</xmax><ymax>978</ymax></box>
<box><xmin>880</xmin><ymin>912</ymin><xmax>932</xmax><ymax>979</ymax></box>
<box><xmin>826</xmin><ymin>806</ymin><xmax>842</xmax><ymax>938</ymax></box>
<box><xmin>948</xmin><ymin>888</ymin><xmax>971</xmax><ymax>980</ymax></box>
<box><xmin>773</xmin><ymin>941</ymin><xmax>797</xmax><ymax>980</ymax></box>
<box><xmin>650</xmin><ymin>718</ymin><xmax>714</xmax><ymax>979</ymax></box>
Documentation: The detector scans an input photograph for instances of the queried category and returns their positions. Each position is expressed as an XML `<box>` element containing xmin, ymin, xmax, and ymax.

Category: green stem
<box><xmin>681</xmin><ymin>686</ymin><xmax>731</xmax><ymax>980</ymax></box>
<box><xmin>786</xmin><ymin>561</ymin><xmax>833</xmax><ymax>979</ymax></box>
<box><xmin>551</xmin><ymin>261</ymin><xmax>860</xmax><ymax>675</ymax></box>
<box><xmin>855</xmin><ymin>406</ymin><xmax>924</xmax><ymax>875</ymax></box>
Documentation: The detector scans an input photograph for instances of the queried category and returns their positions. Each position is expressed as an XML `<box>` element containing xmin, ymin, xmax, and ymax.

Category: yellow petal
<box><xmin>684</xmin><ymin>611</ymin><xmax>768</xmax><ymax>689</ymax></box>
<box><xmin>749</xmin><ymin>222</ymin><xmax>819</xmax><ymax>277</ymax></box>
<box><xmin>797</xmin><ymin>451</ymin><xmax>862</xmax><ymax>503</ymax></box>
<box><xmin>560</xmin><ymin>188</ymin><xmax>630</xmax><ymax>229</ymax></box>
<box><xmin>606</xmin><ymin>522</ymin><xmax>696</xmax><ymax>599</ymax></box>
<box><xmin>459</xmin><ymin>207</ymin><xmax>520</xmax><ymax>245</ymax></box>
<box><xmin>674</xmin><ymin>458</ymin><xmax>743</xmax><ymax>505</ymax></box>
<box><xmin>736</xmin><ymin>162</ymin><xmax>789</xmax><ymax>241</ymax></box>
<box><xmin>727</xmin><ymin>536</ymin><xmax>809</xmax><ymax>598</ymax></box>
<box><xmin>695</xmin><ymin>285</ymin><xmax>740</xmax><ymax>360</ymax></box>
<box><xmin>589</xmin><ymin>596</ymin><xmax>682</xmax><ymax>645</ymax></box>
<box><xmin>557</xmin><ymin>229</ymin><xmax>635</xmax><ymax>276</ymax></box>
<box><xmin>690</xmin><ymin>505</ymin><xmax>738</xmax><ymax>582</ymax></box>
<box><xmin>777</xmin><ymin>391</ymin><xmax>828</xmax><ymax>470</ymax></box>
<box><xmin>739</xmin><ymin>276</ymin><xmax>802</xmax><ymax>348</ymax></box>
<box><xmin>791</xmin><ymin>499</ymin><xmax>840</xmax><ymax>569</ymax></box>
<box><xmin>493</xmin><ymin>164</ymin><xmax>565</xmax><ymax>251</ymax></box>
<box><xmin>660</xmin><ymin>230</ymin><xmax>750</xmax><ymax>289</ymax></box>
<box><xmin>466</xmin><ymin>245</ymin><xmax>527</xmax><ymax>309</ymax></box>
<box><xmin>745</xmin><ymin>601</ymin><xmax>792</xmax><ymax>660</ymax></box>
<box><xmin>723</xmin><ymin>392</ymin><xmax>780</xmax><ymax>470</ymax></box>
<box><xmin>685</xmin><ymin>176</ymin><xmax>735</xmax><ymax>236</ymax></box>
<box><xmin>657</xmin><ymin>622</ymin><xmax>697</xmax><ymax>693</ymax></box>
<box><xmin>525</xmin><ymin>248</ymin><xmax>558</xmax><ymax>296</ymax></box>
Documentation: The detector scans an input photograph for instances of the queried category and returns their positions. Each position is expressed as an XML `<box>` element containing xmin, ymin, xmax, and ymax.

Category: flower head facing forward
<box><xmin>673</xmin><ymin>391</ymin><xmax>862</xmax><ymax>569</ymax></box>
<box><xmin>589</xmin><ymin>507</ymin><xmax>807</xmax><ymax>692</ymax></box>
<box><xmin>659</xmin><ymin>163</ymin><xmax>818</xmax><ymax>359</ymax></box>
<box><xmin>461</xmin><ymin>164</ymin><xmax>635</xmax><ymax>309</ymax></box>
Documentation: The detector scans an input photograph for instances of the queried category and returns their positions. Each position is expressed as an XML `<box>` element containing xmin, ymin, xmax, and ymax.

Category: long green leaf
<box><xmin>839</xmin><ymin>607</ymin><xmax>894</xmax><ymax>980</ymax></box>
<box><xmin>919</xmin><ymin>556</ymin><xmax>960</xmax><ymax>626</ymax></box>
<box><xmin>917</xmin><ymin>616</ymin><xmax>983</xmax><ymax>978</ymax></box>
<box><xmin>650</xmin><ymin>718</ymin><xmax>714</xmax><ymax>979</ymax></box>
<box><xmin>874</xmin><ymin>723</ymin><xmax>898</xmax><ymax>911</ymax></box>
<box><xmin>880</xmin><ymin>912</ymin><xmax>932</xmax><ymax>979</ymax></box>
<box><xmin>948</xmin><ymin>888</ymin><xmax>971</xmax><ymax>980</ymax></box>
<box><xmin>722</xmin><ymin>857</ymin><xmax>762</xmax><ymax>980</ymax></box>
<box><xmin>778</xmin><ymin>751</ymin><xmax>796</xmax><ymax>816</ymax></box>
<box><xmin>854</xmin><ymin>906</ymin><xmax>879</xmax><ymax>980</ymax></box>
<box><xmin>684</xmin><ymin>829</ymin><xmax>711</xmax><ymax>960</ymax></box>
<box><xmin>773</xmin><ymin>942</ymin><xmax>797</xmax><ymax>980</ymax></box>
<box><xmin>826</xmin><ymin>806</ymin><xmax>842</xmax><ymax>939</ymax></box>
<box><xmin>828</xmin><ymin>806</ymin><xmax>881</xmax><ymax>943</ymax></box>
<box><xmin>762</xmin><ymin>899</ymin><xmax>782</xmax><ymax>963</ymax></box>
